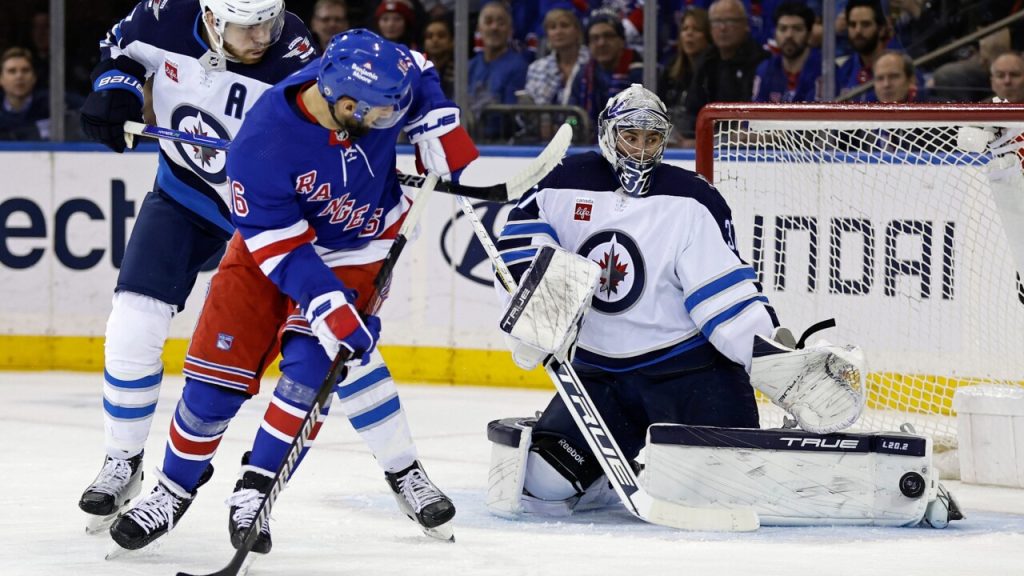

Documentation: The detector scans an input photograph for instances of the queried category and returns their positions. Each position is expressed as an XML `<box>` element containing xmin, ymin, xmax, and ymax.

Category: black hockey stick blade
<box><xmin>175</xmin><ymin>175</ymin><xmax>439</xmax><ymax>576</ymax></box>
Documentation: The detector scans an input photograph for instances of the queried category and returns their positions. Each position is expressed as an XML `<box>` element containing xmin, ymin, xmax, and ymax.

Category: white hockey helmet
<box><xmin>597</xmin><ymin>84</ymin><xmax>673</xmax><ymax>197</ymax></box>
<box><xmin>199</xmin><ymin>0</ymin><xmax>286</xmax><ymax>62</ymax></box>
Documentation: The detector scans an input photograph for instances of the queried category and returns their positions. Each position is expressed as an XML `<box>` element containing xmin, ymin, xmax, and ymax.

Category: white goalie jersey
<box><xmin>496</xmin><ymin>152</ymin><xmax>778</xmax><ymax>372</ymax></box>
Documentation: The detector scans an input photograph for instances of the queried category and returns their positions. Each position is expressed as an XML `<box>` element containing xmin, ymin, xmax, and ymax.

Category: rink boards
<box><xmin>1</xmin><ymin>144</ymin><xmax>1021</xmax><ymax>402</ymax></box>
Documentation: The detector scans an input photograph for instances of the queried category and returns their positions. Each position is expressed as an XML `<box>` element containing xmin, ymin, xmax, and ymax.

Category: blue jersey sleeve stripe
<box><xmin>700</xmin><ymin>296</ymin><xmax>770</xmax><ymax>340</ymax></box>
<box><xmin>500</xmin><ymin>222</ymin><xmax>560</xmax><ymax>243</ymax></box>
<box><xmin>684</xmin><ymin>267</ymin><xmax>757</xmax><ymax>312</ymax></box>
<box><xmin>500</xmin><ymin>248</ymin><xmax>537</xmax><ymax>265</ymax></box>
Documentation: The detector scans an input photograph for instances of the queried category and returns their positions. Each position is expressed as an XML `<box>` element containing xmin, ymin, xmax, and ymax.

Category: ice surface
<box><xmin>2</xmin><ymin>372</ymin><xmax>1022</xmax><ymax>576</ymax></box>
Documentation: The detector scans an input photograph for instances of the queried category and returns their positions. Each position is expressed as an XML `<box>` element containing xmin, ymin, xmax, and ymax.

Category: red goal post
<box><xmin>695</xmin><ymin>102</ymin><xmax>1024</xmax><ymax>448</ymax></box>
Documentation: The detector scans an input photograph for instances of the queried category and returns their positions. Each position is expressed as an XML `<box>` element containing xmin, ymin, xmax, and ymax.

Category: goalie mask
<box><xmin>318</xmin><ymin>29</ymin><xmax>414</xmax><ymax>131</ymax></box>
<box><xmin>598</xmin><ymin>84</ymin><xmax>672</xmax><ymax>197</ymax></box>
<box><xmin>200</xmin><ymin>0</ymin><xmax>286</xmax><ymax>64</ymax></box>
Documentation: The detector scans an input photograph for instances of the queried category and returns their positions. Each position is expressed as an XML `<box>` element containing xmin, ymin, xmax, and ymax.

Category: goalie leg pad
<box><xmin>486</xmin><ymin>417</ymin><xmax>536</xmax><ymax>517</ymax></box>
<box><xmin>500</xmin><ymin>244</ymin><xmax>600</xmax><ymax>367</ymax></box>
<box><xmin>642</xmin><ymin>424</ymin><xmax>937</xmax><ymax>527</ymax></box>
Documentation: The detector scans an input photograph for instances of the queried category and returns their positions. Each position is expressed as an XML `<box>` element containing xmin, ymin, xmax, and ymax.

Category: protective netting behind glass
<box><xmin>704</xmin><ymin>109</ymin><xmax>1024</xmax><ymax>448</ymax></box>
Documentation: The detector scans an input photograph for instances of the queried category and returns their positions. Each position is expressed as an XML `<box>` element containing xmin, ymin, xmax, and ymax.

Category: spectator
<box><xmin>836</xmin><ymin>0</ymin><xmax>888</xmax><ymax>101</ymax></box>
<box><xmin>660</xmin><ymin>8</ymin><xmax>710</xmax><ymax>146</ymax></box>
<box><xmin>524</xmin><ymin>5</ymin><xmax>595</xmax><ymax>109</ymax></box>
<box><xmin>375</xmin><ymin>0</ymin><xmax>419</xmax><ymax>50</ymax></box>
<box><xmin>930</xmin><ymin>28</ymin><xmax>1011</xmax><ymax>102</ymax></box>
<box><xmin>424</xmin><ymin>15</ymin><xmax>455</xmax><ymax>98</ymax></box>
<box><xmin>872</xmin><ymin>50</ymin><xmax>918</xmax><ymax>103</ymax></box>
<box><xmin>468</xmin><ymin>0</ymin><xmax>528</xmax><ymax>137</ymax></box>
<box><xmin>0</xmin><ymin>46</ymin><xmax>77</xmax><ymax>141</ymax></box>
<box><xmin>29</xmin><ymin>10</ymin><xmax>50</xmax><ymax>90</ymax></box>
<box><xmin>311</xmin><ymin>0</ymin><xmax>350</xmax><ymax>53</ymax></box>
<box><xmin>990</xmin><ymin>51</ymin><xmax>1024</xmax><ymax>103</ymax></box>
<box><xmin>0</xmin><ymin>47</ymin><xmax>44</xmax><ymax>140</ymax></box>
<box><xmin>683</xmin><ymin>0</ymin><xmax>768</xmax><ymax>138</ymax></box>
<box><xmin>753</xmin><ymin>1</ymin><xmax>820</xmax><ymax>102</ymax></box>
<box><xmin>584</xmin><ymin>9</ymin><xmax>642</xmax><ymax>98</ymax></box>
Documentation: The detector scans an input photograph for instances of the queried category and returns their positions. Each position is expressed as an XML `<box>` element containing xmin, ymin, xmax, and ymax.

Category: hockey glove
<box><xmin>407</xmin><ymin>107</ymin><xmax>479</xmax><ymax>183</ymax></box>
<box><xmin>80</xmin><ymin>56</ymin><xmax>146</xmax><ymax>153</ymax></box>
<box><xmin>305</xmin><ymin>291</ymin><xmax>381</xmax><ymax>366</ymax></box>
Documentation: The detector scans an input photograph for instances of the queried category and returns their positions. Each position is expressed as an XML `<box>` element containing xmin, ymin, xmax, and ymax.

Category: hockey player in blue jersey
<box><xmin>108</xmin><ymin>29</ymin><xmax>479</xmax><ymax>552</ymax></box>
<box><xmin>77</xmin><ymin>0</ymin><xmax>317</xmax><ymax>532</ymax></box>
<box><xmin>488</xmin><ymin>84</ymin><xmax>780</xmax><ymax>515</ymax></box>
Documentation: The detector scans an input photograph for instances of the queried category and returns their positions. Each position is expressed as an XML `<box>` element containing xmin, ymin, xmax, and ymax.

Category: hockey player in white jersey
<box><xmin>488</xmin><ymin>83</ymin><xmax>781</xmax><ymax>516</ymax></box>
<box><xmin>486</xmin><ymin>85</ymin><xmax>962</xmax><ymax>530</ymax></box>
<box><xmin>76</xmin><ymin>0</ymin><xmax>317</xmax><ymax>532</ymax></box>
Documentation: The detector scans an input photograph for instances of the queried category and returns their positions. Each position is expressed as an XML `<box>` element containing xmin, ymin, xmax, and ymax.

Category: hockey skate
<box><xmin>227</xmin><ymin>467</ymin><xmax>274</xmax><ymax>555</ymax></box>
<box><xmin>385</xmin><ymin>461</ymin><xmax>456</xmax><ymax>542</ymax></box>
<box><xmin>108</xmin><ymin>465</ymin><xmax>213</xmax><ymax>554</ymax></box>
<box><xmin>79</xmin><ymin>452</ymin><xmax>144</xmax><ymax>534</ymax></box>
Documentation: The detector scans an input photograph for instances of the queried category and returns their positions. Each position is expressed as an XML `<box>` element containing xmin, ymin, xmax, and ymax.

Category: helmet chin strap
<box><xmin>200</xmin><ymin>14</ymin><xmax>240</xmax><ymax>70</ymax></box>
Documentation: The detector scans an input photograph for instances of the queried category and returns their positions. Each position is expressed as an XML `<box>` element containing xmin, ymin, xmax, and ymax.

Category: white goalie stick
<box><xmin>122</xmin><ymin>121</ymin><xmax>573</xmax><ymax>202</ymax></box>
<box><xmin>456</xmin><ymin>196</ymin><xmax>760</xmax><ymax>532</ymax></box>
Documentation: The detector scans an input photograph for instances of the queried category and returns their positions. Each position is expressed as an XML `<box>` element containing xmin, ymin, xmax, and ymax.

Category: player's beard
<box><xmin>329</xmin><ymin>104</ymin><xmax>371</xmax><ymax>140</ymax></box>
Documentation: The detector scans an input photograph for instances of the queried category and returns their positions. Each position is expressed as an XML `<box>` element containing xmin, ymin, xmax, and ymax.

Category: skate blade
<box><xmin>85</xmin><ymin>512</ymin><xmax>118</xmax><ymax>535</ymax></box>
<box><xmin>421</xmin><ymin>520</ymin><xmax>455</xmax><ymax>542</ymax></box>
<box><xmin>238</xmin><ymin>554</ymin><xmax>257</xmax><ymax>576</ymax></box>
<box><xmin>105</xmin><ymin>538</ymin><xmax>162</xmax><ymax>560</ymax></box>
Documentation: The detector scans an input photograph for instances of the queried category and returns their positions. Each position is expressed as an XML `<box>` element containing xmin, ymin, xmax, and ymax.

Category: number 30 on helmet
<box><xmin>318</xmin><ymin>29</ymin><xmax>414</xmax><ymax>130</ymax></box>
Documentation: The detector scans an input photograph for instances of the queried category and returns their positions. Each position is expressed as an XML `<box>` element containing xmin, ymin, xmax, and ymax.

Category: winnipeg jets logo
<box><xmin>170</xmin><ymin>106</ymin><xmax>231</xmax><ymax>183</ymax></box>
<box><xmin>284</xmin><ymin>36</ymin><xmax>316</xmax><ymax>61</ymax></box>
<box><xmin>578</xmin><ymin>230</ymin><xmax>646</xmax><ymax>314</ymax></box>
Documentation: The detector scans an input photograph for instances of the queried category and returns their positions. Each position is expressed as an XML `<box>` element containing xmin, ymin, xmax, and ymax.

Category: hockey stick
<box><xmin>456</xmin><ymin>196</ymin><xmax>760</xmax><ymax>532</ymax></box>
<box><xmin>122</xmin><ymin>121</ymin><xmax>573</xmax><ymax>202</ymax></box>
<box><xmin>176</xmin><ymin>174</ymin><xmax>439</xmax><ymax>576</ymax></box>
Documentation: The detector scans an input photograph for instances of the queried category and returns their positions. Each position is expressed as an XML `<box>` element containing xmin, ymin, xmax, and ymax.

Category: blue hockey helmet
<box><xmin>318</xmin><ymin>29</ymin><xmax>414</xmax><ymax>129</ymax></box>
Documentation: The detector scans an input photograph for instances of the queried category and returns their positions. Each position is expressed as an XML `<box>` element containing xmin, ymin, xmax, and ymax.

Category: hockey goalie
<box><xmin>484</xmin><ymin>85</ymin><xmax>962</xmax><ymax>530</ymax></box>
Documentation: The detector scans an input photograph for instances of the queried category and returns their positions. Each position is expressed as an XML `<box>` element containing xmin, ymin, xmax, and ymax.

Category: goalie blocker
<box><xmin>641</xmin><ymin>424</ymin><xmax>963</xmax><ymax>528</ymax></box>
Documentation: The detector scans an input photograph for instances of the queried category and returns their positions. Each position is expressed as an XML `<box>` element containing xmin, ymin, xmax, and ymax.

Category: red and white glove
<box><xmin>305</xmin><ymin>291</ymin><xmax>381</xmax><ymax>365</ymax></box>
<box><xmin>407</xmin><ymin>107</ymin><xmax>479</xmax><ymax>182</ymax></box>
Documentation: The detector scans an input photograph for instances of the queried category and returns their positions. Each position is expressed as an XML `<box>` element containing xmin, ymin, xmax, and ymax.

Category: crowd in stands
<box><xmin>1</xmin><ymin>0</ymin><xmax>1023</xmax><ymax>145</ymax></box>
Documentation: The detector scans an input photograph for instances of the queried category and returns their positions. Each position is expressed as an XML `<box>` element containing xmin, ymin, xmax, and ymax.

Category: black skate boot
<box><xmin>108</xmin><ymin>465</ymin><xmax>214</xmax><ymax>552</ymax></box>
<box><xmin>228</xmin><ymin>464</ymin><xmax>274</xmax><ymax>555</ymax></box>
<box><xmin>385</xmin><ymin>461</ymin><xmax>456</xmax><ymax>541</ymax></box>
<box><xmin>79</xmin><ymin>452</ymin><xmax>144</xmax><ymax>533</ymax></box>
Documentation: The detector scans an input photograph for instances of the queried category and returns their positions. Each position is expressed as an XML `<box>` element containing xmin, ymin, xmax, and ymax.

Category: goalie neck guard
<box><xmin>598</xmin><ymin>84</ymin><xmax>672</xmax><ymax>197</ymax></box>
<box><xmin>318</xmin><ymin>29</ymin><xmax>414</xmax><ymax>130</ymax></box>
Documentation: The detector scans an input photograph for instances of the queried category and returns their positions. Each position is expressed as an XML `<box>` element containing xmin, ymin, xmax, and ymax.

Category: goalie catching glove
<box><xmin>750</xmin><ymin>322</ymin><xmax>866</xmax><ymax>434</ymax></box>
<box><xmin>305</xmin><ymin>290</ymin><xmax>380</xmax><ymax>366</ymax></box>
<box><xmin>500</xmin><ymin>245</ymin><xmax>600</xmax><ymax>370</ymax></box>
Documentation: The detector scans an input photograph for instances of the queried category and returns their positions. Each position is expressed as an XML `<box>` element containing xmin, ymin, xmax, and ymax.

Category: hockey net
<box><xmin>696</xmin><ymin>103</ymin><xmax>1024</xmax><ymax>449</ymax></box>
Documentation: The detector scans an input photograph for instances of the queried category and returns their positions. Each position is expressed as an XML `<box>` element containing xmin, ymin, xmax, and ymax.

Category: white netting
<box><xmin>702</xmin><ymin>105</ymin><xmax>1024</xmax><ymax>448</ymax></box>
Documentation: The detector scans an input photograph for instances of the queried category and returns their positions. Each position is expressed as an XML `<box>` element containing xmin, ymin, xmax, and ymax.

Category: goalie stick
<box><xmin>175</xmin><ymin>173</ymin><xmax>439</xmax><ymax>576</ymax></box>
<box><xmin>122</xmin><ymin>121</ymin><xmax>573</xmax><ymax>202</ymax></box>
<box><xmin>456</xmin><ymin>195</ymin><xmax>759</xmax><ymax>532</ymax></box>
